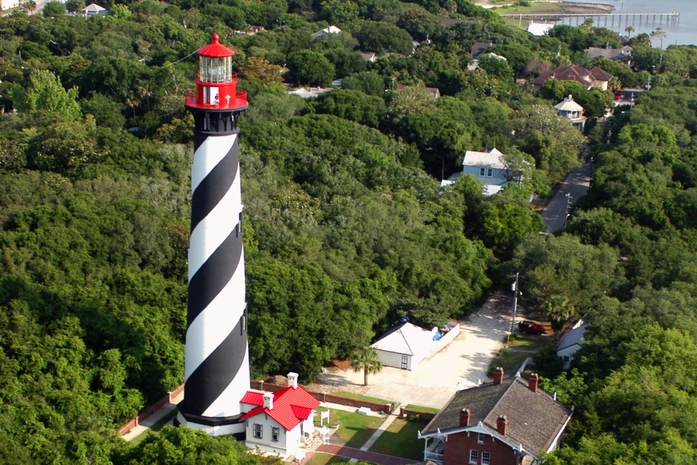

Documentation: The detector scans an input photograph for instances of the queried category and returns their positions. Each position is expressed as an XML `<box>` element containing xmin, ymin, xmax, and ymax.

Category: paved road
<box><xmin>541</xmin><ymin>159</ymin><xmax>593</xmax><ymax>232</ymax></box>
<box><xmin>316</xmin><ymin>292</ymin><xmax>513</xmax><ymax>409</ymax></box>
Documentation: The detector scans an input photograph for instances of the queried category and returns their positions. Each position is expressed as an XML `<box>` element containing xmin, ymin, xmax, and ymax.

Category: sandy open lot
<box><xmin>315</xmin><ymin>292</ymin><xmax>515</xmax><ymax>409</ymax></box>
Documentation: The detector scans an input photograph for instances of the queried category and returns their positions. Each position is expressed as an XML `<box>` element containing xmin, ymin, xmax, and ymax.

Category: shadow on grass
<box><xmin>368</xmin><ymin>420</ymin><xmax>422</xmax><ymax>460</ymax></box>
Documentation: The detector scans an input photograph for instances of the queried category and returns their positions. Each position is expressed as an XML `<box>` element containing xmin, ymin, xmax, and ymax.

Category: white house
<box><xmin>81</xmin><ymin>3</ymin><xmax>107</xmax><ymax>15</ymax></box>
<box><xmin>444</xmin><ymin>148</ymin><xmax>513</xmax><ymax>195</ymax></box>
<box><xmin>287</xmin><ymin>87</ymin><xmax>334</xmax><ymax>99</ymax></box>
<box><xmin>554</xmin><ymin>94</ymin><xmax>587</xmax><ymax>131</ymax></box>
<box><xmin>1</xmin><ymin>0</ymin><xmax>20</xmax><ymax>11</ymax></box>
<box><xmin>240</xmin><ymin>372</ymin><xmax>320</xmax><ymax>458</ymax></box>
<box><xmin>528</xmin><ymin>21</ymin><xmax>555</xmax><ymax>37</ymax></box>
<box><xmin>371</xmin><ymin>321</ymin><xmax>459</xmax><ymax>370</ymax></box>
<box><xmin>312</xmin><ymin>25</ymin><xmax>341</xmax><ymax>39</ymax></box>
<box><xmin>557</xmin><ymin>322</ymin><xmax>587</xmax><ymax>369</ymax></box>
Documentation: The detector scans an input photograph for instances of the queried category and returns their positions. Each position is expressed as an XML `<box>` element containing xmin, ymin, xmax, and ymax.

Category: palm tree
<box><xmin>351</xmin><ymin>347</ymin><xmax>382</xmax><ymax>386</ymax></box>
<box><xmin>22</xmin><ymin>0</ymin><xmax>36</xmax><ymax>14</ymax></box>
<box><xmin>545</xmin><ymin>295</ymin><xmax>577</xmax><ymax>342</ymax></box>
<box><xmin>625</xmin><ymin>26</ymin><xmax>635</xmax><ymax>40</ymax></box>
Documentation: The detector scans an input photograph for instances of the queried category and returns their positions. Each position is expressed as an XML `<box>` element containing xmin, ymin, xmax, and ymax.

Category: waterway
<box><xmin>560</xmin><ymin>1</ymin><xmax>697</xmax><ymax>47</ymax></box>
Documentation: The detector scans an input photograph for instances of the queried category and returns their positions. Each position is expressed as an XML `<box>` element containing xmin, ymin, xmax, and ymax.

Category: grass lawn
<box><xmin>330</xmin><ymin>410</ymin><xmax>386</xmax><ymax>449</ymax></box>
<box><xmin>492</xmin><ymin>3</ymin><xmax>563</xmax><ymax>15</ymax></box>
<box><xmin>335</xmin><ymin>392</ymin><xmax>394</xmax><ymax>405</ymax></box>
<box><xmin>368</xmin><ymin>419</ymin><xmax>423</xmax><ymax>461</ymax></box>
<box><xmin>405</xmin><ymin>405</ymin><xmax>439</xmax><ymax>414</ymax></box>
<box><xmin>305</xmin><ymin>453</ymin><xmax>355</xmax><ymax>465</ymax></box>
<box><xmin>507</xmin><ymin>333</ymin><xmax>551</xmax><ymax>351</ymax></box>
<box><xmin>487</xmin><ymin>346</ymin><xmax>533</xmax><ymax>377</ymax></box>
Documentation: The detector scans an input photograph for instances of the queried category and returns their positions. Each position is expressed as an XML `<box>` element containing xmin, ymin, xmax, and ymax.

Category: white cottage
<box><xmin>240</xmin><ymin>373</ymin><xmax>320</xmax><ymax>459</ymax></box>
<box><xmin>0</xmin><ymin>0</ymin><xmax>20</xmax><ymax>11</ymax></box>
<box><xmin>554</xmin><ymin>95</ymin><xmax>587</xmax><ymax>132</ymax></box>
<box><xmin>371</xmin><ymin>321</ymin><xmax>459</xmax><ymax>370</ymax></box>
<box><xmin>557</xmin><ymin>323</ymin><xmax>587</xmax><ymax>369</ymax></box>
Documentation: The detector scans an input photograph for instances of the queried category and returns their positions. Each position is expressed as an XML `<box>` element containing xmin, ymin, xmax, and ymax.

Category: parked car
<box><xmin>518</xmin><ymin>320</ymin><xmax>545</xmax><ymax>335</ymax></box>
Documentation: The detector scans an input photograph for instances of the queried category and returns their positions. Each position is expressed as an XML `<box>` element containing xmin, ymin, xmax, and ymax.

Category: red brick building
<box><xmin>419</xmin><ymin>368</ymin><xmax>572</xmax><ymax>465</ymax></box>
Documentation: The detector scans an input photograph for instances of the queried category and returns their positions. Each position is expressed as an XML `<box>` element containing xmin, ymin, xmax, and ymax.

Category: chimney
<box><xmin>263</xmin><ymin>392</ymin><xmax>274</xmax><ymax>410</ymax></box>
<box><xmin>288</xmin><ymin>372</ymin><xmax>298</xmax><ymax>389</ymax></box>
<box><xmin>496</xmin><ymin>415</ymin><xmax>507</xmax><ymax>435</ymax></box>
<box><xmin>529</xmin><ymin>373</ymin><xmax>539</xmax><ymax>393</ymax></box>
<box><xmin>493</xmin><ymin>367</ymin><xmax>504</xmax><ymax>385</ymax></box>
<box><xmin>459</xmin><ymin>408</ymin><xmax>471</xmax><ymax>427</ymax></box>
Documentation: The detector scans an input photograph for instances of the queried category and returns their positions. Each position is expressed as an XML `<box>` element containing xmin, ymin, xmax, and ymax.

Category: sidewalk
<box><xmin>121</xmin><ymin>391</ymin><xmax>183</xmax><ymax>442</ymax></box>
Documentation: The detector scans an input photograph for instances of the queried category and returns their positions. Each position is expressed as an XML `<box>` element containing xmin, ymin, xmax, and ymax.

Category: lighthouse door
<box><xmin>204</xmin><ymin>87</ymin><xmax>220</xmax><ymax>106</ymax></box>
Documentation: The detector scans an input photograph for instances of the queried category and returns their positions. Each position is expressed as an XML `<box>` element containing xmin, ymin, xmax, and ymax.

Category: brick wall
<box><xmin>118</xmin><ymin>384</ymin><xmax>184</xmax><ymax>437</ymax></box>
<box><xmin>118</xmin><ymin>418</ymin><xmax>139</xmax><ymax>436</ymax></box>
<box><xmin>119</xmin><ymin>380</ymin><xmax>400</xmax><ymax>436</ymax></box>
<box><xmin>444</xmin><ymin>431</ymin><xmax>520</xmax><ymax>465</ymax></box>
<box><xmin>400</xmin><ymin>407</ymin><xmax>436</xmax><ymax>423</ymax></box>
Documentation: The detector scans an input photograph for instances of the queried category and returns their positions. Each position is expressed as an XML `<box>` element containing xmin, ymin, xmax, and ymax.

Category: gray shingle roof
<box><xmin>421</xmin><ymin>377</ymin><xmax>572</xmax><ymax>458</ymax></box>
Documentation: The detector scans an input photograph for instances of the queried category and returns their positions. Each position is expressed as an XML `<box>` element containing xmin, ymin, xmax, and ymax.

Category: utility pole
<box><xmin>510</xmin><ymin>272</ymin><xmax>520</xmax><ymax>337</ymax></box>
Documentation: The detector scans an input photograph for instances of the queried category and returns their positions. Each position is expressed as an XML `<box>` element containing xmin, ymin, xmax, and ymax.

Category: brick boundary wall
<box><xmin>118</xmin><ymin>384</ymin><xmax>185</xmax><ymax>436</ymax></box>
<box><xmin>119</xmin><ymin>381</ymin><xmax>403</xmax><ymax>436</ymax></box>
<box><xmin>399</xmin><ymin>407</ymin><xmax>436</xmax><ymax>423</ymax></box>
<box><xmin>251</xmin><ymin>380</ymin><xmax>392</xmax><ymax>413</ymax></box>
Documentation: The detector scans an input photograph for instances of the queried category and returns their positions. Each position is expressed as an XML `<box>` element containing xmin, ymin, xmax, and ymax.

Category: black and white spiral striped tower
<box><xmin>177</xmin><ymin>33</ymin><xmax>250</xmax><ymax>436</ymax></box>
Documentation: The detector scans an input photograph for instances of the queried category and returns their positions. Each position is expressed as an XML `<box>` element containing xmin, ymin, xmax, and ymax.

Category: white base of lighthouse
<box><xmin>176</xmin><ymin>412</ymin><xmax>246</xmax><ymax>436</ymax></box>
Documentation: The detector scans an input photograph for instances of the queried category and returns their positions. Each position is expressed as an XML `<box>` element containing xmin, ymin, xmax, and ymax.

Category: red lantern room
<box><xmin>185</xmin><ymin>33</ymin><xmax>247</xmax><ymax>134</ymax></box>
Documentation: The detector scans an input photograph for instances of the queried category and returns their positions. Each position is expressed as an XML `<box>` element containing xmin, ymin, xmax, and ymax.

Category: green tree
<box><xmin>341</xmin><ymin>71</ymin><xmax>386</xmax><ymax>96</ymax></box>
<box><xmin>312</xmin><ymin>89</ymin><xmax>386</xmax><ymax>127</ymax></box>
<box><xmin>11</xmin><ymin>70</ymin><xmax>81</xmax><ymax>122</ymax></box>
<box><xmin>42</xmin><ymin>1</ymin><xmax>65</xmax><ymax>17</ymax></box>
<box><xmin>286</xmin><ymin>50</ymin><xmax>335</xmax><ymax>86</ymax></box>
<box><xmin>351</xmin><ymin>346</ymin><xmax>383</xmax><ymax>386</ymax></box>
<box><xmin>354</xmin><ymin>21</ymin><xmax>414</xmax><ymax>55</ymax></box>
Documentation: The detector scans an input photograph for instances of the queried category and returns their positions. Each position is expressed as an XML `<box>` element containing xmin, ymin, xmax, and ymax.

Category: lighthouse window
<box><xmin>253</xmin><ymin>423</ymin><xmax>263</xmax><ymax>439</ymax></box>
<box><xmin>200</xmin><ymin>56</ymin><xmax>232</xmax><ymax>83</ymax></box>
<box><xmin>272</xmin><ymin>427</ymin><xmax>280</xmax><ymax>442</ymax></box>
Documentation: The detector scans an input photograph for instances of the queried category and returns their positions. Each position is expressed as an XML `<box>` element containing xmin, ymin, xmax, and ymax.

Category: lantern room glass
<box><xmin>199</xmin><ymin>56</ymin><xmax>232</xmax><ymax>83</ymax></box>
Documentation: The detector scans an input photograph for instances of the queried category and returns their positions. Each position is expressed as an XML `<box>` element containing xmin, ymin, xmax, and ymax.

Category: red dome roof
<box><xmin>198</xmin><ymin>33</ymin><xmax>235</xmax><ymax>58</ymax></box>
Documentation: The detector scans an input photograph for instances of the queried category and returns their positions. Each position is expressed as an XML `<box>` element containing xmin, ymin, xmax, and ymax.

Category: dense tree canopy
<box><xmin>2</xmin><ymin>0</ymin><xmax>693</xmax><ymax>462</ymax></box>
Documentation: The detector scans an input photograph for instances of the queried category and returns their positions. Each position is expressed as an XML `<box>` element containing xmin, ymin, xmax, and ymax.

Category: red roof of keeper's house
<box><xmin>240</xmin><ymin>391</ymin><xmax>264</xmax><ymax>405</ymax></box>
<box><xmin>240</xmin><ymin>386</ymin><xmax>320</xmax><ymax>431</ymax></box>
<box><xmin>198</xmin><ymin>33</ymin><xmax>235</xmax><ymax>58</ymax></box>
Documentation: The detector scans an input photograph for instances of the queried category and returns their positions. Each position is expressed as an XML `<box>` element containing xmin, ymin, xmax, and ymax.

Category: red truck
<box><xmin>518</xmin><ymin>321</ymin><xmax>546</xmax><ymax>335</ymax></box>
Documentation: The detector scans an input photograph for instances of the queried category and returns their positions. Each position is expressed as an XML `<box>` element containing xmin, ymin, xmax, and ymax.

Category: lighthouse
<box><xmin>177</xmin><ymin>33</ymin><xmax>250</xmax><ymax>436</ymax></box>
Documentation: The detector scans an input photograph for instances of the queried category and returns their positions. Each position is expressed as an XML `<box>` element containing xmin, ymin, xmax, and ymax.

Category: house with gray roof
<box><xmin>442</xmin><ymin>148</ymin><xmax>518</xmax><ymax>195</ymax></box>
<box><xmin>587</xmin><ymin>45</ymin><xmax>632</xmax><ymax>66</ymax></box>
<box><xmin>419</xmin><ymin>368</ymin><xmax>572</xmax><ymax>465</ymax></box>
